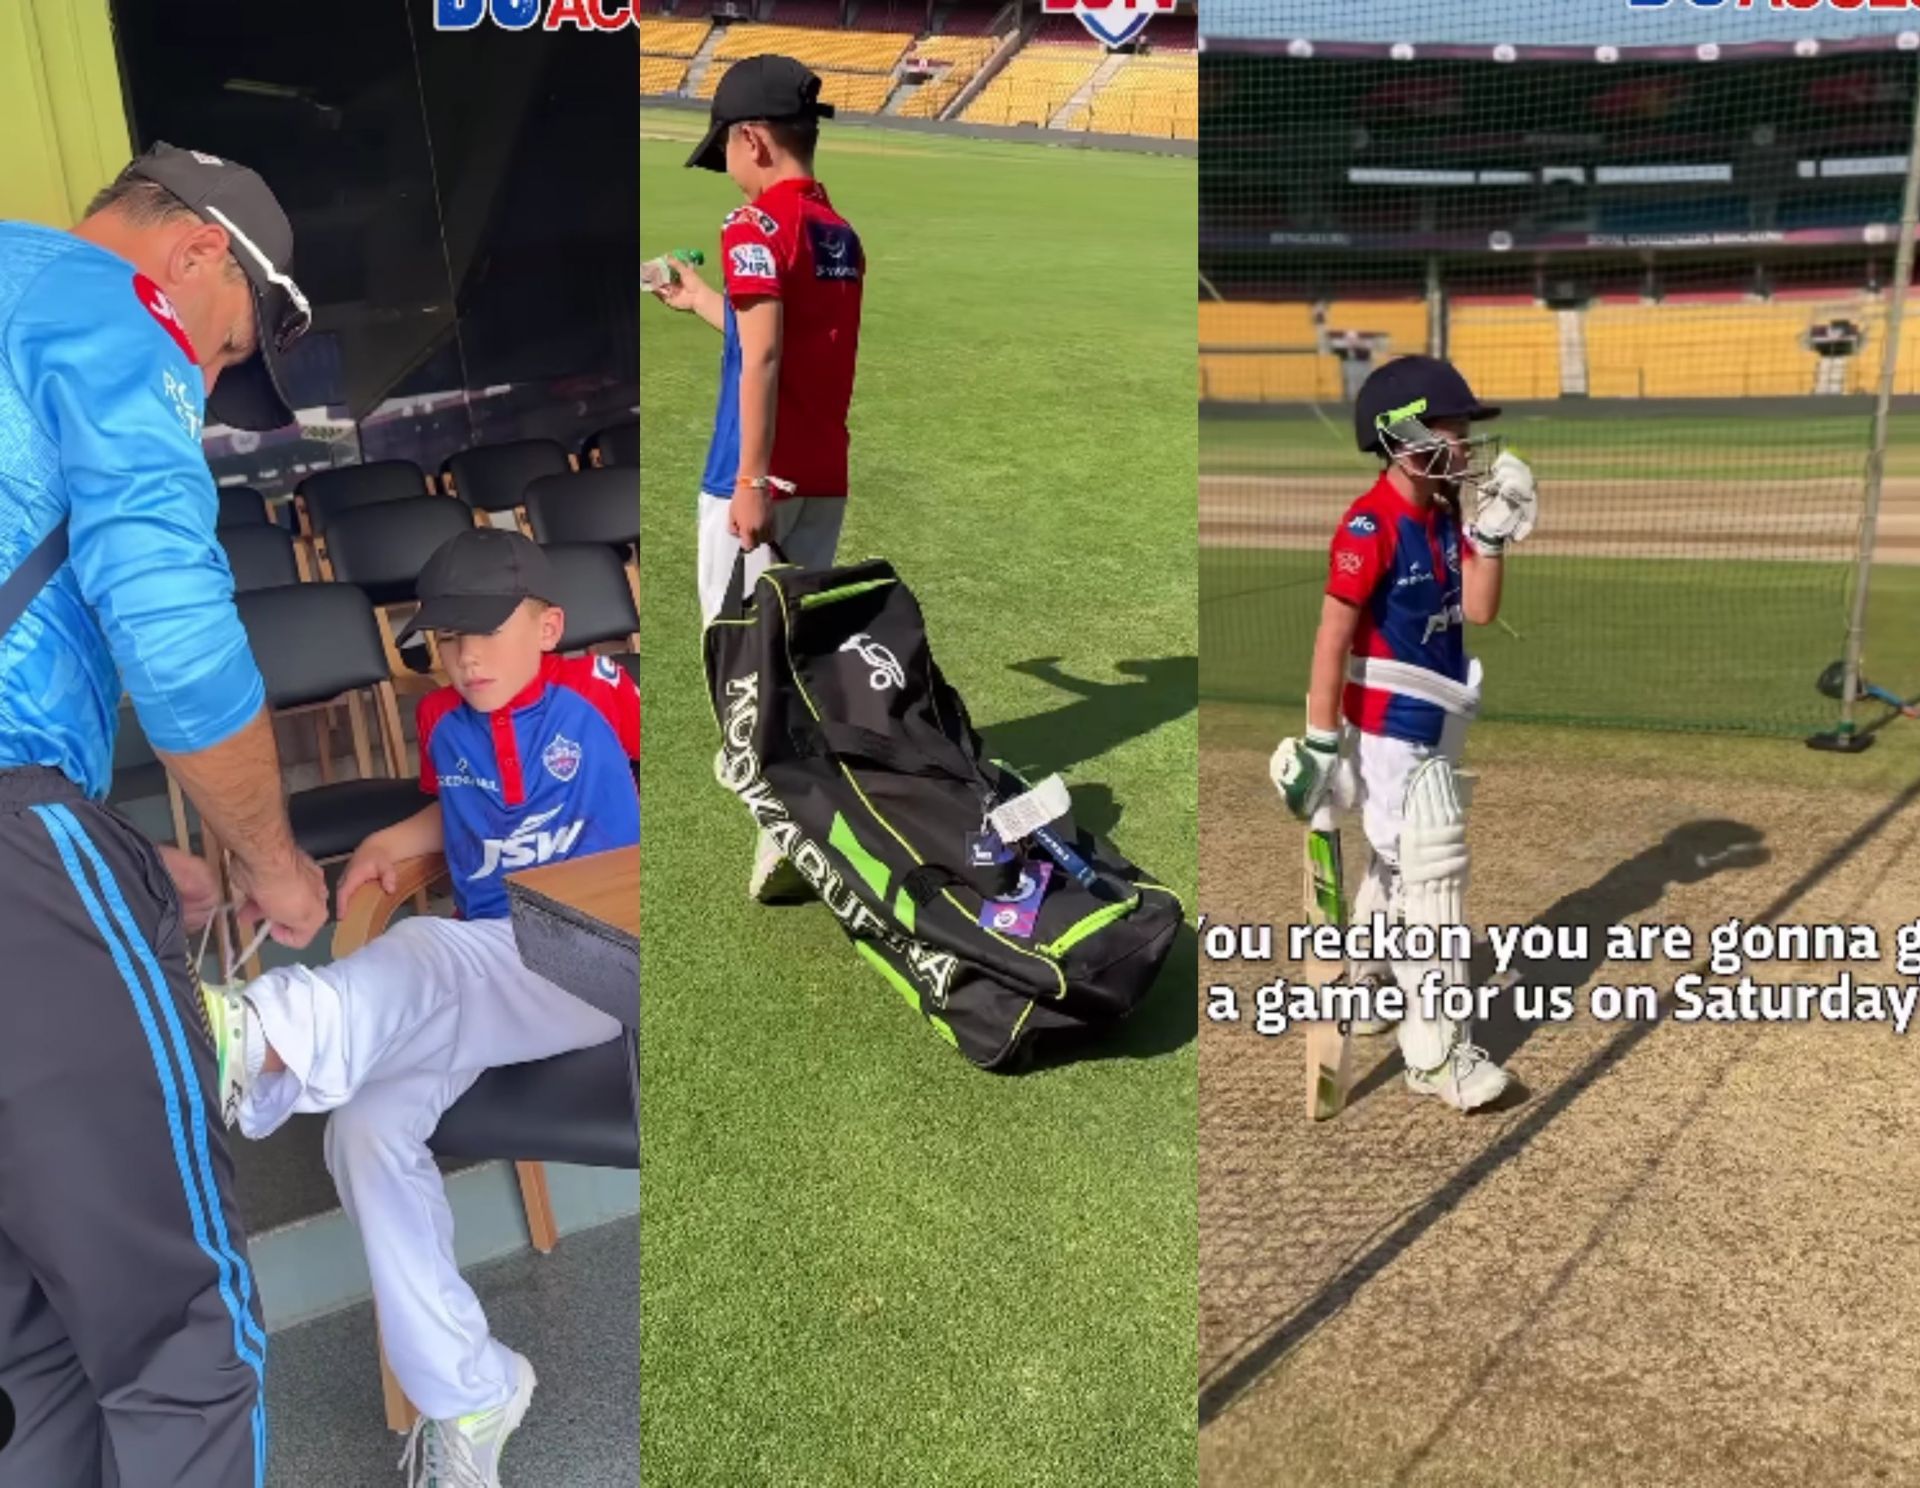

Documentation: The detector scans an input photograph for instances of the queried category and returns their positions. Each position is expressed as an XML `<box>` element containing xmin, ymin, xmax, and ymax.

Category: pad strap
<box><xmin>1347</xmin><ymin>657</ymin><xmax>1480</xmax><ymax>719</ymax></box>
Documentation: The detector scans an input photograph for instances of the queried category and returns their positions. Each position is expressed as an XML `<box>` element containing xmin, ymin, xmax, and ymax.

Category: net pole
<box><xmin>1838</xmin><ymin>55</ymin><xmax>1920</xmax><ymax>736</ymax></box>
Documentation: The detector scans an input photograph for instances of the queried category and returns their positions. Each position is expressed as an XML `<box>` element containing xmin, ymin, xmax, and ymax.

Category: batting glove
<box><xmin>1468</xmin><ymin>451</ymin><xmax>1537</xmax><ymax>557</ymax></box>
<box><xmin>1270</xmin><ymin>726</ymin><xmax>1341</xmax><ymax>821</ymax></box>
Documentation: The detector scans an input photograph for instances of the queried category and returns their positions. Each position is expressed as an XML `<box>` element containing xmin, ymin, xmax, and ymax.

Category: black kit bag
<box><xmin>704</xmin><ymin>548</ymin><xmax>1183</xmax><ymax>1069</ymax></box>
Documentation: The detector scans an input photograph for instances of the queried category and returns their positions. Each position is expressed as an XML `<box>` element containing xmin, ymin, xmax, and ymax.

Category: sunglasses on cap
<box><xmin>201</xmin><ymin>203</ymin><xmax>313</xmax><ymax>354</ymax></box>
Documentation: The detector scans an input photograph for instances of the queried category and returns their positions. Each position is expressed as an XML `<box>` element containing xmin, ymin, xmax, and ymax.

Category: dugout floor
<box><xmin>266</xmin><ymin>1217</ymin><xmax>637</xmax><ymax>1483</ymax></box>
<box><xmin>1200</xmin><ymin>727</ymin><xmax>1920</xmax><ymax>1487</ymax></box>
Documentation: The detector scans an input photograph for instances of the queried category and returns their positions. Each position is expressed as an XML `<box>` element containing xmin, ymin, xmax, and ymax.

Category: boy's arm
<box><xmin>652</xmin><ymin>260</ymin><xmax>726</xmax><ymax>331</ymax></box>
<box><xmin>730</xmin><ymin>296</ymin><xmax>785</xmax><ymax>547</ymax></box>
<box><xmin>334</xmin><ymin>803</ymin><xmax>445</xmax><ymax>918</ymax></box>
<box><xmin>1308</xmin><ymin>596</ymin><xmax>1363</xmax><ymax>734</ymax></box>
<box><xmin>1463</xmin><ymin>549</ymin><xmax>1503</xmax><ymax>625</ymax></box>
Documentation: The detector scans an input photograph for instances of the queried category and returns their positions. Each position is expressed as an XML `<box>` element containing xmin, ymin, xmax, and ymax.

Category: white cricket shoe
<box><xmin>1404</xmin><ymin>1043</ymin><xmax>1511</xmax><ymax>1112</ymax></box>
<box><xmin>400</xmin><ymin>1349</ymin><xmax>537</xmax><ymax>1487</ymax></box>
<box><xmin>748</xmin><ymin>832</ymin><xmax>811</xmax><ymax>904</ymax></box>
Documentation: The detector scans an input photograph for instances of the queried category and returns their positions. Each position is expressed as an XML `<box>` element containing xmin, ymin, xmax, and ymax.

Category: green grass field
<box><xmin>640</xmin><ymin>111</ymin><xmax>1197</xmax><ymax>1486</ymax></box>
<box><xmin>1201</xmin><ymin>408</ymin><xmax>1920</xmax><ymax>736</ymax></box>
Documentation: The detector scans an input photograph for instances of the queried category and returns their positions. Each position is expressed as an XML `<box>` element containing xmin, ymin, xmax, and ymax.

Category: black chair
<box><xmin>233</xmin><ymin>584</ymin><xmax>424</xmax><ymax>871</ymax></box>
<box><xmin>333</xmin><ymin>855</ymin><xmax>635</xmax><ymax>1429</ymax></box>
<box><xmin>215</xmin><ymin>485</ymin><xmax>269</xmax><ymax>528</ymax></box>
<box><xmin>441</xmin><ymin>439</ymin><xmax>571</xmax><ymax>518</ymax></box>
<box><xmin>322</xmin><ymin>498</ymin><xmax>476</xmax><ymax>682</ymax></box>
<box><xmin>218</xmin><ymin>524</ymin><xmax>304</xmax><ymax>593</ymax></box>
<box><xmin>522</xmin><ymin>468</ymin><xmax>638</xmax><ymax>554</ymax></box>
<box><xmin>544</xmin><ymin>542</ymin><xmax>638</xmax><ymax>654</ymax></box>
<box><xmin>581</xmin><ymin>421</ymin><xmax>639</xmax><ymax>469</ymax></box>
<box><xmin>294</xmin><ymin>460</ymin><xmax>432</xmax><ymax>538</ymax></box>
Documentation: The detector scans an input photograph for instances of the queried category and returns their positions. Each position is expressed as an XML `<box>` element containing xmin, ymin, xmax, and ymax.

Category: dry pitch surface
<box><xmin>1200</xmin><ymin>721</ymin><xmax>1920</xmax><ymax>1486</ymax></box>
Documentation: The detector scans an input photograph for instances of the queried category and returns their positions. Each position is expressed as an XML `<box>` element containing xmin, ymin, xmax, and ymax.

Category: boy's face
<box><xmin>1392</xmin><ymin>415</ymin><xmax>1471</xmax><ymax>488</ymax></box>
<box><xmin>725</xmin><ymin>122</ymin><xmax>765</xmax><ymax>197</ymax></box>
<box><xmin>435</xmin><ymin>598</ymin><xmax>565</xmax><ymax>714</ymax></box>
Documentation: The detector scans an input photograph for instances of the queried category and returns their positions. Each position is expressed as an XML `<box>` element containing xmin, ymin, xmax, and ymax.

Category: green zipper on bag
<box><xmin>1038</xmin><ymin>893</ymin><xmax>1140</xmax><ymax>959</ymax></box>
<box><xmin>799</xmin><ymin>577</ymin><xmax>895</xmax><ymax>610</ymax></box>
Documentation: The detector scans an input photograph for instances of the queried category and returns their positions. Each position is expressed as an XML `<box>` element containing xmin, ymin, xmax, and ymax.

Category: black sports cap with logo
<box><xmin>685</xmin><ymin>55</ymin><xmax>835</xmax><ymax>173</ymax></box>
<box><xmin>397</xmin><ymin>528</ymin><xmax>557</xmax><ymax>642</ymax></box>
<box><xmin>125</xmin><ymin>141</ymin><xmax>312</xmax><ymax>432</ymax></box>
<box><xmin>1353</xmin><ymin>354</ymin><xmax>1500</xmax><ymax>455</ymax></box>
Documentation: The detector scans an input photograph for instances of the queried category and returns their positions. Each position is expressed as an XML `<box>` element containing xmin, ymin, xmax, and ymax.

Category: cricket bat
<box><xmin>1302</xmin><ymin>801</ymin><xmax>1353</xmax><ymax>1121</ymax></box>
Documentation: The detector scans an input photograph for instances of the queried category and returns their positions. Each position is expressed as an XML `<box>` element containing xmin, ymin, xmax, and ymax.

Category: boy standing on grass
<box><xmin>650</xmin><ymin>54</ymin><xmax>865</xmax><ymax>900</ymax></box>
<box><xmin>1271</xmin><ymin>356</ymin><xmax>1538</xmax><ymax>1112</ymax></box>
<box><xmin>202</xmin><ymin>528</ymin><xmax>639</xmax><ymax>1485</ymax></box>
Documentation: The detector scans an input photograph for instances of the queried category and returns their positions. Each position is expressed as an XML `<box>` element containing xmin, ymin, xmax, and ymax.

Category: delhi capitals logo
<box><xmin>1038</xmin><ymin>0</ymin><xmax>1174</xmax><ymax>49</ymax></box>
<box><xmin>542</xmin><ymin>732</ymin><xmax>583</xmax><ymax>783</ymax></box>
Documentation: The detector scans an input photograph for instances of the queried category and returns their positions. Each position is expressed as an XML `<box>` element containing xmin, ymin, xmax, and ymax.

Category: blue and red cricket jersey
<box><xmin>417</xmin><ymin>653</ymin><xmax>640</xmax><ymax>920</ymax></box>
<box><xmin>1326</xmin><ymin>475</ymin><xmax>1474</xmax><ymax>747</ymax></box>
<box><xmin>700</xmin><ymin>176</ymin><xmax>864</xmax><ymax>501</ymax></box>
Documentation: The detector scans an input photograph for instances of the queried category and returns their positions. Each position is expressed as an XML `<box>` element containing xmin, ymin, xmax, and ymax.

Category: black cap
<box><xmin>1353</xmin><ymin>355</ymin><xmax>1500</xmax><ymax>455</ymax></box>
<box><xmin>686</xmin><ymin>55</ymin><xmax>835</xmax><ymax>173</ymax></box>
<box><xmin>125</xmin><ymin>142</ymin><xmax>311</xmax><ymax>432</ymax></box>
<box><xmin>397</xmin><ymin>528</ymin><xmax>556</xmax><ymax>642</ymax></box>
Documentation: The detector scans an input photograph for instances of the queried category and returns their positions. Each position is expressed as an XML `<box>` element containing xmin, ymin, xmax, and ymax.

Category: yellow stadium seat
<box><xmin>640</xmin><ymin>55</ymin><xmax>688</xmax><ymax>95</ymax></box>
<box><xmin>897</xmin><ymin>35</ymin><xmax>998</xmax><ymax>119</ymax></box>
<box><xmin>710</xmin><ymin>22</ymin><xmax>910</xmax><ymax>74</ymax></box>
<box><xmin>962</xmin><ymin>42</ymin><xmax>1103</xmax><ymax>129</ymax></box>
<box><xmin>1449</xmin><ymin>305</ymin><xmax>1563</xmax><ymax>401</ymax></box>
<box><xmin>637</xmin><ymin>17</ymin><xmax>710</xmax><ymax>57</ymax></box>
<box><xmin>1072</xmin><ymin>52</ymin><xmax>1196</xmax><ymax>137</ymax></box>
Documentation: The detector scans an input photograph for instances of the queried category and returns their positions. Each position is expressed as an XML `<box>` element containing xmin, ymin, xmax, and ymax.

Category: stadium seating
<box><xmin>1325</xmin><ymin>300</ymin><xmax>1428</xmax><ymax>357</ymax></box>
<box><xmin>1198</xmin><ymin>302</ymin><xmax>1340</xmax><ymax>404</ymax></box>
<box><xmin>1077</xmin><ymin>53</ymin><xmax>1196</xmax><ymax>139</ymax></box>
<box><xmin>961</xmin><ymin>42</ymin><xmax>1102</xmax><ymax>128</ymax></box>
<box><xmin>640</xmin><ymin>55</ymin><xmax>690</xmax><ymax>95</ymax></box>
<box><xmin>896</xmin><ymin>34</ymin><xmax>998</xmax><ymax>118</ymax></box>
<box><xmin>1448</xmin><ymin>304</ymin><xmax>1563</xmax><ymax>402</ymax></box>
<box><xmin>1584</xmin><ymin>299</ymin><xmax>1860</xmax><ymax>399</ymax></box>
<box><xmin>708</xmin><ymin>21</ymin><xmax>910</xmax><ymax>73</ymax></box>
<box><xmin>638</xmin><ymin>15</ymin><xmax>710</xmax><ymax>55</ymax></box>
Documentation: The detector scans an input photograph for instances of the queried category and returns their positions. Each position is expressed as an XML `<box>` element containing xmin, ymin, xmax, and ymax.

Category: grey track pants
<box><xmin>0</xmin><ymin>768</ymin><xmax>264</xmax><ymax>1488</ymax></box>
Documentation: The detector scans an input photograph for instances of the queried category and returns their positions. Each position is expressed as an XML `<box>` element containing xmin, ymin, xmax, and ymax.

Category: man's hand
<box><xmin>335</xmin><ymin>836</ymin><xmax>402</xmax><ymax>921</ymax></box>
<box><xmin>1270</xmin><ymin>728</ymin><xmax>1342</xmax><ymax>822</ymax></box>
<box><xmin>157</xmin><ymin>844</ymin><xmax>220</xmax><ymax>933</ymax></box>
<box><xmin>730</xmin><ymin>481</ymin><xmax>776</xmax><ymax>550</ymax></box>
<box><xmin>231</xmin><ymin>851</ymin><xmax>328</xmax><ymax>950</ymax></box>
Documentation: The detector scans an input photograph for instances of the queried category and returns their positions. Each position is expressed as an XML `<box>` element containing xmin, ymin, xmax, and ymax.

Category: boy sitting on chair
<box><xmin>204</xmin><ymin>527</ymin><xmax>639</xmax><ymax>1485</ymax></box>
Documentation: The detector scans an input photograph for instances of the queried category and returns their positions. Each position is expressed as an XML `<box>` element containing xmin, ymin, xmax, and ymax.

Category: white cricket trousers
<box><xmin>236</xmin><ymin>916</ymin><xmax>621</xmax><ymax>1418</ymax></box>
<box><xmin>696</xmin><ymin>491</ymin><xmax>847</xmax><ymax>624</ymax></box>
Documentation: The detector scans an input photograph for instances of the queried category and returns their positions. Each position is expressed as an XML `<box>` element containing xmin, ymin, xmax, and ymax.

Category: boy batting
<box><xmin>1272</xmin><ymin>356</ymin><xmax>1538</xmax><ymax>1113</ymax></box>
<box><xmin>649</xmin><ymin>53</ymin><xmax>865</xmax><ymax>901</ymax></box>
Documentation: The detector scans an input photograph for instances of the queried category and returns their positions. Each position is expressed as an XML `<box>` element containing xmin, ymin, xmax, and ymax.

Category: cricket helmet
<box><xmin>1353</xmin><ymin>355</ymin><xmax>1502</xmax><ymax>485</ymax></box>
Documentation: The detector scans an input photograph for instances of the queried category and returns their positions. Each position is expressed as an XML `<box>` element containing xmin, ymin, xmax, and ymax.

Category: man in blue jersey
<box><xmin>202</xmin><ymin>528</ymin><xmax>638</xmax><ymax>1483</ymax></box>
<box><xmin>0</xmin><ymin>145</ymin><xmax>328</xmax><ymax>1484</ymax></box>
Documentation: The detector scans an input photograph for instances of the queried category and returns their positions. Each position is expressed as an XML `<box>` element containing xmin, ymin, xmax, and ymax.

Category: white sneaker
<box><xmin>1404</xmin><ymin>1042</ymin><xmax>1511</xmax><ymax>1112</ymax></box>
<box><xmin>400</xmin><ymin>1350</ymin><xmax>537</xmax><ymax>1487</ymax></box>
<box><xmin>748</xmin><ymin>833</ymin><xmax>812</xmax><ymax>904</ymax></box>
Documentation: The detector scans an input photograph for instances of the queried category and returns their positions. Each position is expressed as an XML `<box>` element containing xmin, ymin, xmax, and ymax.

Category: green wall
<box><xmin>0</xmin><ymin>0</ymin><xmax>129</xmax><ymax>227</ymax></box>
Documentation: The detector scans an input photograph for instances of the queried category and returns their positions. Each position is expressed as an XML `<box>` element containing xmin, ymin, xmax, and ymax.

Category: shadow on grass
<box><xmin>1028</xmin><ymin>919</ymin><xmax>1199</xmax><ymax>1072</ymax></box>
<box><xmin>983</xmin><ymin>655</ymin><xmax>1198</xmax><ymax>779</ymax></box>
<box><xmin>1202</xmin><ymin>781</ymin><xmax>1920</xmax><ymax>1429</ymax></box>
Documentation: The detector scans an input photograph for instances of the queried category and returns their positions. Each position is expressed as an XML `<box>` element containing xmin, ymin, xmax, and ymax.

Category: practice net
<box><xmin>1199</xmin><ymin>1</ymin><xmax>1920</xmax><ymax>736</ymax></box>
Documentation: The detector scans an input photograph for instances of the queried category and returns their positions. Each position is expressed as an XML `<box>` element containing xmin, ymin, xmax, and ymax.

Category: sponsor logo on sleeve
<box><xmin>161</xmin><ymin>368</ymin><xmax>203</xmax><ymax>441</ymax></box>
<box><xmin>806</xmin><ymin>221</ymin><xmax>863</xmax><ymax>281</ymax></box>
<box><xmin>725</xmin><ymin>206</ymin><xmax>779</xmax><ymax>236</ymax></box>
<box><xmin>1335</xmin><ymin>551</ymin><xmax>1364</xmax><ymax>576</ymax></box>
<box><xmin>729</xmin><ymin>243</ymin><xmax>777</xmax><ymax>281</ymax></box>
<box><xmin>132</xmin><ymin>273</ymin><xmax>198</xmax><ymax>361</ymax></box>
<box><xmin>1346</xmin><ymin>514</ymin><xmax>1377</xmax><ymax>536</ymax></box>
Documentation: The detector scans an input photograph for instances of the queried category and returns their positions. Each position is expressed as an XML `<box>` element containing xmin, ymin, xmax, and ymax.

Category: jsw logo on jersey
<box><xmin>471</xmin><ymin>805</ymin><xmax>586</xmax><ymax>880</ymax></box>
<box><xmin>1040</xmin><ymin>0</ymin><xmax>1176</xmax><ymax>48</ymax></box>
<box><xmin>436</xmin><ymin>0</ymin><xmax>637</xmax><ymax>29</ymax></box>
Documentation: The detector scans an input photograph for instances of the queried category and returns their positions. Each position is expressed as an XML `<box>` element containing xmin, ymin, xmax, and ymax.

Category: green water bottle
<box><xmin>641</xmin><ymin>247</ymin><xmax>704</xmax><ymax>292</ymax></box>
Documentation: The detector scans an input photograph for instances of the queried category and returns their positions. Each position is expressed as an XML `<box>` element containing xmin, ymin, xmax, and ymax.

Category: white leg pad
<box><xmin>1394</xmin><ymin>756</ymin><xmax>1471</xmax><ymax>1070</ymax></box>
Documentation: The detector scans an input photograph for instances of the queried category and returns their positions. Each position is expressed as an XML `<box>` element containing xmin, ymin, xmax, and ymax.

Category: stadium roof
<box><xmin>1201</xmin><ymin>1</ymin><xmax>1920</xmax><ymax>49</ymax></box>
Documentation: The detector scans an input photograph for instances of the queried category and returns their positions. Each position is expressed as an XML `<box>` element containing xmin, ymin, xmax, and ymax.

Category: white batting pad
<box><xmin>1396</xmin><ymin>756</ymin><xmax>1471</xmax><ymax>1069</ymax></box>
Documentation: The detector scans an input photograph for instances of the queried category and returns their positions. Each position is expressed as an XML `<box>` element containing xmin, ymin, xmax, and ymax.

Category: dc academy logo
<box><xmin>840</xmin><ymin>633</ymin><xmax>907</xmax><ymax>691</ymax></box>
<box><xmin>1039</xmin><ymin>0</ymin><xmax>1175</xmax><ymax>49</ymax></box>
<box><xmin>542</xmin><ymin>732</ymin><xmax>583</xmax><ymax>782</ymax></box>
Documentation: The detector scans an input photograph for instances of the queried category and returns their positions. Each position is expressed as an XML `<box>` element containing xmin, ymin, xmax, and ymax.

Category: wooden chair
<box><xmin>333</xmin><ymin>854</ymin><xmax>639</xmax><ymax>1431</ymax></box>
